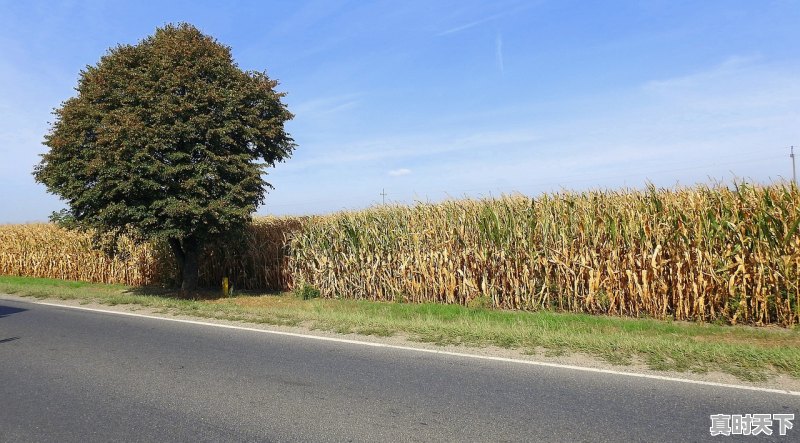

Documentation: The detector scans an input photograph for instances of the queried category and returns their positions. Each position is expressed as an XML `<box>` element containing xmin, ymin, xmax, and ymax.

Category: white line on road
<box><xmin>20</xmin><ymin>298</ymin><xmax>800</xmax><ymax>397</ymax></box>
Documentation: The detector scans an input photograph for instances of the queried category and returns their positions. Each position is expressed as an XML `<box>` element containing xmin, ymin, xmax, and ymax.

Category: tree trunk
<box><xmin>181</xmin><ymin>236</ymin><xmax>200</xmax><ymax>292</ymax></box>
<box><xmin>168</xmin><ymin>236</ymin><xmax>201</xmax><ymax>292</ymax></box>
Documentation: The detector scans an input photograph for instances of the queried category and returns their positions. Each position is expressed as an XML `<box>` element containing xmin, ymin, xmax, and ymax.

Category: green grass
<box><xmin>1</xmin><ymin>275</ymin><xmax>799</xmax><ymax>382</ymax></box>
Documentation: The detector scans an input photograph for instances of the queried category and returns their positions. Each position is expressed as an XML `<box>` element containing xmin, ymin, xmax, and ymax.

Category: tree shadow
<box><xmin>124</xmin><ymin>285</ymin><xmax>283</xmax><ymax>301</ymax></box>
<box><xmin>0</xmin><ymin>305</ymin><xmax>27</xmax><ymax>319</ymax></box>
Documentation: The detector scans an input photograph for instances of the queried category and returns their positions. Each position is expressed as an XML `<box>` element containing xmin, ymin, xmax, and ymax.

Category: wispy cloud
<box><xmin>436</xmin><ymin>3</ymin><xmax>536</xmax><ymax>36</ymax></box>
<box><xmin>641</xmin><ymin>55</ymin><xmax>800</xmax><ymax>108</ymax></box>
<box><xmin>267</xmin><ymin>0</ymin><xmax>352</xmax><ymax>37</ymax></box>
<box><xmin>290</xmin><ymin>93</ymin><xmax>361</xmax><ymax>117</ymax></box>
<box><xmin>437</xmin><ymin>13</ymin><xmax>503</xmax><ymax>36</ymax></box>
<box><xmin>257</xmin><ymin>55</ymin><xmax>799</xmax><ymax>216</ymax></box>
<box><xmin>388</xmin><ymin>168</ymin><xmax>411</xmax><ymax>176</ymax></box>
<box><xmin>643</xmin><ymin>55</ymin><xmax>761</xmax><ymax>94</ymax></box>
<box><xmin>495</xmin><ymin>33</ymin><xmax>504</xmax><ymax>75</ymax></box>
<box><xmin>280</xmin><ymin>128</ymin><xmax>542</xmax><ymax>171</ymax></box>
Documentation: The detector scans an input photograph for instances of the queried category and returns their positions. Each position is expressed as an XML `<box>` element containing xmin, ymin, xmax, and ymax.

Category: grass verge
<box><xmin>1</xmin><ymin>275</ymin><xmax>799</xmax><ymax>382</ymax></box>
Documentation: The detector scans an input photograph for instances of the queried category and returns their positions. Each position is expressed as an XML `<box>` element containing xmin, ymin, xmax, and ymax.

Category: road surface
<box><xmin>1</xmin><ymin>297</ymin><xmax>797</xmax><ymax>442</ymax></box>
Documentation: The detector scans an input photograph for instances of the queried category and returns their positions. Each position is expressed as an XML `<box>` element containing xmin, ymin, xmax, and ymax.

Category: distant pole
<box><xmin>792</xmin><ymin>146</ymin><xmax>797</xmax><ymax>186</ymax></box>
<box><xmin>380</xmin><ymin>188</ymin><xmax>387</xmax><ymax>205</ymax></box>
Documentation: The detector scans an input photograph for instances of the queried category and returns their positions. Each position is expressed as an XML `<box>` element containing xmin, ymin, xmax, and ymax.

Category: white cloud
<box><xmin>388</xmin><ymin>168</ymin><xmax>411</xmax><ymax>177</ymax></box>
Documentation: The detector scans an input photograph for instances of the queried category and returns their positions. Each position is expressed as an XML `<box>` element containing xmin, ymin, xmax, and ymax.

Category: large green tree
<box><xmin>34</xmin><ymin>23</ymin><xmax>295</xmax><ymax>291</ymax></box>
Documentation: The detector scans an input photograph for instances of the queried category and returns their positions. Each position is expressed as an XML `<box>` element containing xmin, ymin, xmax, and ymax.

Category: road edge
<box><xmin>6</xmin><ymin>295</ymin><xmax>799</xmax><ymax>397</ymax></box>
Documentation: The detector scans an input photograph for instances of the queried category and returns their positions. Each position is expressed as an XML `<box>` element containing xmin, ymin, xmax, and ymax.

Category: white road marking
<box><xmin>17</xmin><ymin>298</ymin><xmax>800</xmax><ymax>397</ymax></box>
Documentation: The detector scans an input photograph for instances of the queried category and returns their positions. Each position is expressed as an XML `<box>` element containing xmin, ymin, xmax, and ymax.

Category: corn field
<box><xmin>2</xmin><ymin>183</ymin><xmax>799</xmax><ymax>326</ymax></box>
<box><xmin>0</xmin><ymin>218</ymin><xmax>302</xmax><ymax>290</ymax></box>
<box><xmin>0</xmin><ymin>224</ymin><xmax>162</xmax><ymax>285</ymax></box>
<box><xmin>197</xmin><ymin>217</ymin><xmax>305</xmax><ymax>290</ymax></box>
<box><xmin>289</xmin><ymin>183</ymin><xmax>800</xmax><ymax>326</ymax></box>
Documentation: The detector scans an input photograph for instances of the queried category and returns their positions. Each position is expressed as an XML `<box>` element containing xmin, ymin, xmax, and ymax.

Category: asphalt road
<box><xmin>1</xmin><ymin>297</ymin><xmax>798</xmax><ymax>442</ymax></box>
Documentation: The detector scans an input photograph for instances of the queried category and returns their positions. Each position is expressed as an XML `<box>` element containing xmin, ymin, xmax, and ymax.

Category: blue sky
<box><xmin>1</xmin><ymin>0</ymin><xmax>799</xmax><ymax>223</ymax></box>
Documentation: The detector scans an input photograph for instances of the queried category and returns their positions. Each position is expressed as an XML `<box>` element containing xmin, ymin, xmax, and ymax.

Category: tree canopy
<box><xmin>34</xmin><ymin>23</ymin><xmax>295</xmax><ymax>290</ymax></box>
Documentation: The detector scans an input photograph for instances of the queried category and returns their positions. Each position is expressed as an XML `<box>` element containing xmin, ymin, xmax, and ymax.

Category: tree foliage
<box><xmin>34</xmin><ymin>23</ymin><xmax>295</xmax><ymax>290</ymax></box>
